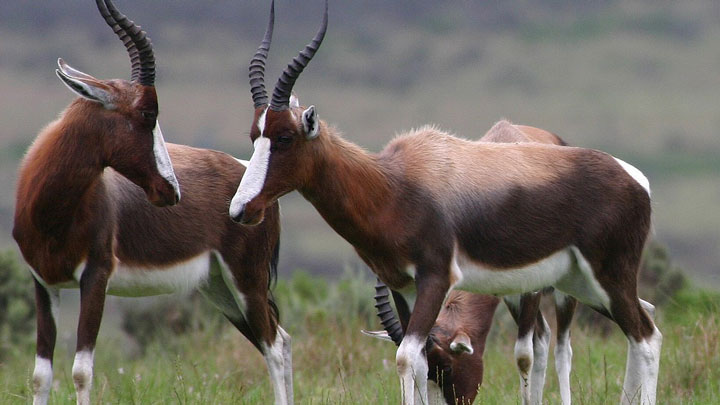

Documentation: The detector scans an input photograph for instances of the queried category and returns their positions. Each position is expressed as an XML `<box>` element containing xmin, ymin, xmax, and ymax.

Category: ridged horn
<box><xmin>249</xmin><ymin>0</ymin><xmax>275</xmax><ymax>108</ymax></box>
<box><xmin>269</xmin><ymin>0</ymin><xmax>328</xmax><ymax>111</ymax></box>
<box><xmin>373</xmin><ymin>279</ymin><xmax>405</xmax><ymax>346</ymax></box>
<box><xmin>96</xmin><ymin>0</ymin><xmax>156</xmax><ymax>86</ymax></box>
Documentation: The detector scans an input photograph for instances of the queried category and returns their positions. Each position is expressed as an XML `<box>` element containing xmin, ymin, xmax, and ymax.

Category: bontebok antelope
<box><xmin>230</xmin><ymin>2</ymin><xmax>661</xmax><ymax>404</ymax></box>
<box><xmin>13</xmin><ymin>1</ymin><xmax>291</xmax><ymax>404</ymax></box>
<box><xmin>365</xmin><ymin>122</ymin><xmax>585</xmax><ymax>405</ymax></box>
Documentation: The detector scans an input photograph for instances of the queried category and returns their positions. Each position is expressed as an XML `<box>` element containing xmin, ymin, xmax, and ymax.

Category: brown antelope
<box><xmin>364</xmin><ymin>281</ymin><xmax>501</xmax><ymax>405</ymax></box>
<box><xmin>230</xmin><ymin>2</ymin><xmax>661</xmax><ymax>404</ymax></box>
<box><xmin>365</xmin><ymin>122</ymin><xmax>584</xmax><ymax>405</ymax></box>
<box><xmin>13</xmin><ymin>1</ymin><xmax>291</xmax><ymax>404</ymax></box>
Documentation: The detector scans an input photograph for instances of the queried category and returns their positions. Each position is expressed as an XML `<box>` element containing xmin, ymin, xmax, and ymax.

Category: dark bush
<box><xmin>0</xmin><ymin>249</ymin><xmax>35</xmax><ymax>356</ymax></box>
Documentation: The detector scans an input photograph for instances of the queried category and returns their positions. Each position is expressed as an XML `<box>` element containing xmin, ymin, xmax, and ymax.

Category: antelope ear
<box><xmin>361</xmin><ymin>329</ymin><xmax>394</xmax><ymax>343</ymax></box>
<box><xmin>450</xmin><ymin>331</ymin><xmax>474</xmax><ymax>355</ymax></box>
<box><xmin>57</xmin><ymin>58</ymin><xmax>96</xmax><ymax>81</ymax></box>
<box><xmin>302</xmin><ymin>105</ymin><xmax>319</xmax><ymax>140</ymax></box>
<box><xmin>289</xmin><ymin>93</ymin><xmax>300</xmax><ymax>108</ymax></box>
<box><xmin>55</xmin><ymin>65</ymin><xmax>115</xmax><ymax>109</ymax></box>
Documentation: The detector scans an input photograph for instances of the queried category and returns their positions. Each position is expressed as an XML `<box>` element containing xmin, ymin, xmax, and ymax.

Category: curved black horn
<box><xmin>96</xmin><ymin>0</ymin><xmax>156</xmax><ymax>86</ymax></box>
<box><xmin>270</xmin><ymin>0</ymin><xmax>328</xmax><ymax>111</ymax></box>
<box><xmin>373</xmin><ymin>279</ymin><xmax>405</xmax><ymax>346</ymax></box>
<box><xmin>249</xmin><ymin>0</ymin><xmax>275</xmax><ymax>108</ymax></box>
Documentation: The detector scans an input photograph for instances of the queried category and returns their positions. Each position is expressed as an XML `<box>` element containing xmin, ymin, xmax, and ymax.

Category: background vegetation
<box><xmin>0</xmin><ymin>245</ymin><xmax>717</xmax><ymax>404</ymax></box>
<box><xmin>1</xmin><ymin>0</ymin><xmax>719</xmax><ymax>403</ymax></box>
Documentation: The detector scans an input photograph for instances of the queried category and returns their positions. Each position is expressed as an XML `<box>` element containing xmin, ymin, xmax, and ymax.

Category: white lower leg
<box><xmin>262</xmin><ymin>332</ymin><xmax>288</xmax><ymax>405</ymax></box>
<box><xmin>71</xmin><ymin>349</ymin><xmax>94</xmax><ymax>405</ymax></box>
<box><xmin>278</xmin><ymin>326</ymin><xmax>294</xmax><ymax>404</ymax></box>
<box><xmin>427</xmin><ymin>380</ymin><xmax>445</xmax><ymax>405</ymax></box>
<box><xmin>554</xmin><ymin>331</ymin><xmax>573</xmax><ymax>405</ymax></box>
<box><xmin>32</xmin><ymin>356</ymin><xmax>53</xmax><ymax>405</ymax></box>
<box><xmin>530</xmin><ymin>320</ymin><xmax>551</xmax><ymax>404</ymax></box>
<box><xmin>639</xmin><ymin>299</ymin><xmax>656</xmax><ymax>320</ymax></box>
<box><xmin>396</xmin><ymin>335</ymin><xmax>429</xmax><ymax>405</ymax></box>
<box><xmin>514</xmin><ymin>332</ymin><xmax>534</xmax><ymax>405</ymax></box>
<box><xmin>622</xmin><ymin>326</ymin><xmax>662</xmax><ymax>405</ymax></box>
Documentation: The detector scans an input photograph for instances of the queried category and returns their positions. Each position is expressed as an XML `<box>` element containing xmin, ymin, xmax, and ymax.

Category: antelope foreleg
<box><xmin>74</xmin><ymin>264</ymin><xmax>110</xmax><ymax>405</ymax></box>
<box><xmin>32</xmin><ymin>279</ymin><xmax>59</xmax><ymax>405</ymax></box>
<box><xmin>396</xmin><ymin>271</ymin><xmax>449</xmax><ymax>405</ymax></box>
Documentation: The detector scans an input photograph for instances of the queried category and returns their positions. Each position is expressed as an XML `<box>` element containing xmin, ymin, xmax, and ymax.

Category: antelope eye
<box><xmin>276</xmin><ymin>135</ymin><xmax>294</xmax><ymax>145</ymax></box>
<box><xmin>141</xmin><ymin>111</ymin><xmax>157</xmax><ymax>120</ymax></box>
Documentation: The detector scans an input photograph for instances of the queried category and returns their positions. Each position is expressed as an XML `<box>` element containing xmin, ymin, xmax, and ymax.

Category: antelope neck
<box><xmin>299</xmin><ymin>133</ymin><xmax>396</xmax><ymax>246</ymax></box>
<box><xmin>19</xmin><ymin>115</ymin><xmax>105</xmax><ymax>237</ymax></box>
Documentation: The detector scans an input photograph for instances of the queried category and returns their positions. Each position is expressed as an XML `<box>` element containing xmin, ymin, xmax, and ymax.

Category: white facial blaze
<box><xmin>152</xmin><ymin>122</ymin><xmax>181</xmax><ymax>199</ymax></box>
<box><xmin>229</xmin><ymin>108</ymin><xmax>271</xmax><ymax>218</ymax></box>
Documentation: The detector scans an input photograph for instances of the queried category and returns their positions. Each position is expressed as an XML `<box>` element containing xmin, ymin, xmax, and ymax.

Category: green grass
<box><xmin>0</xmin><ymin>276</ymin><xmax>718</xmax><ymax>405</ymax></box>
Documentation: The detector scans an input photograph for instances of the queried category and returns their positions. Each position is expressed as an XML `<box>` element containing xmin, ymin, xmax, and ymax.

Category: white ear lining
<box><xmin>57</xmin><ymin>58</ymin><xmax>95</xmax><ymax>81</ymax></box>
<box><xmin>289</xmin><ymin>93</ymin><xmax>300</xmax><ymax>108</ymax></box>
<box><xmin>302</xmin><ymin>105</ymin><xmax>319</xmax><ymax>140</ymax></box>
<box><xmin>55</xmin><ymin>70</ymin><xmax>115</xmax><ymax>109</ymax></box>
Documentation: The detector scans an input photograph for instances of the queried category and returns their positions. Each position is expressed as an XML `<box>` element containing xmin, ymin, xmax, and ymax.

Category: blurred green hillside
<box><xmin>1</xmin><ymin>0</ymin><xmax>718</xmax><ymax>284</ymax></box>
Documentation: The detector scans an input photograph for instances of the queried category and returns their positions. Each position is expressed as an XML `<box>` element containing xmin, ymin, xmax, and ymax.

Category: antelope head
<box><xmin>230</xmin><ymin>0</ymin><xmax>327</xmax><ymax>224</ymax></box>
<box><xmin>363</xmin><ymin>283</ymin><xmax>494</xmax><ymax>405</ymax></box>
<box><xmin>55</xmin><ymin>0</ymin><xmax>179</xmax><ymax>207</ymax></box>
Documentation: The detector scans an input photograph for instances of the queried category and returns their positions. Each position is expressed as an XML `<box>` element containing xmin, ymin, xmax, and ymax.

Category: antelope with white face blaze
<box><xmin>231</xmin><ymin>3</ymin><xmax>661</xmax><ymax>404</ymax></box>
<box><xmin>13</xmin><ymin>1</ymin><xmax>291</xmax><ymax>404</ymax></box>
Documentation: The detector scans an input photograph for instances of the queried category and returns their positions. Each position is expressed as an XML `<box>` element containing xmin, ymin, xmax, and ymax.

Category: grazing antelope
<box><xmin>13</xmin><ymin>1</ymin><xmax>291</xmax><ymax>404</ymax></box>
<box><xmin>230</xmin><ymin>2</ymin><xmax>661</xmax><ymax>404</ymax></box>
<box><xmin>364</xmin><ymin>281</ymin><xmax>500</xmax><ymax>405</ymax></box>
<box><xmin>365</xmin><ymin>121</ymin><xmax>582</xmax><ymax>405</ymax></box>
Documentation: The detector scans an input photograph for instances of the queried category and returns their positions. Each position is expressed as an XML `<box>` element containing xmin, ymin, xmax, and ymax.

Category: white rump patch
<box><xmin>153</xmin><ymin>122</ymin><xmax>181</xmax><ymax>199</ymax></box>
<box><xmin>229</xmin><ymin>135</ymin><xmax>271</xmax><ymax>218</ymax></box>
<box><xmin>106</xmin><ymin>252</ymin><xmax>211</xmax><ymax>297</ymax></box>
<box><xmin>614</xmin><ymin>157</ymin><xmax>650</xmax><ymax>196</ymax></box>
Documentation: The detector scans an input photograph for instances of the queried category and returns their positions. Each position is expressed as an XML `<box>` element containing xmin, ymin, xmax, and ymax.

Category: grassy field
<box><xmin>1</xmin><ymin>270</ymin><xmax>717</xmax><ymax>405</ymax></box>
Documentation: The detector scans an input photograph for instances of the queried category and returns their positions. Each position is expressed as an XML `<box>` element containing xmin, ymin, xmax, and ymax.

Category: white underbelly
<box><xmin>106</xmin><ymin>252</ymin><xmax>211</xmax><ymax>297</ymax></box>
<box><xmin>451</xmin><ymin>248</ymin><xmax>573</xmax><ymax>295</ymax></box>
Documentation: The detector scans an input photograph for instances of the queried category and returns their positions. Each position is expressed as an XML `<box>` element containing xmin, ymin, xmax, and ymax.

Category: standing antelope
<box><xmin>13</xmin><ymin>1</ymin><xmax>292</xmax><ymax>404</ymax></box>
<box><xmin>366</xmin><ymin>121</ymin><xmax>580</xmax><ymax>405</ymax></box>
<box><xmin>230</xmin><ymin>2</ymin><xmax>661</xmax><ymax>404</ymax></box>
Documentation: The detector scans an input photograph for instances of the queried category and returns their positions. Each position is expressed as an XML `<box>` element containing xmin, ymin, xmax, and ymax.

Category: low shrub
<box><xmin>0</xmin><ymin>249</ymin><xmax>35</xmax><ymax>357</ymax></box>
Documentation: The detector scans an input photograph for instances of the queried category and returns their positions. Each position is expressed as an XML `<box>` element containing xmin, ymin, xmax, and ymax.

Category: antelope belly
<box><xmin>107</xmin><ymin>252</ymin><xmax>211</xmax><ymax>297</ymax></box>
<box><xmin>451</xmin><ymin>247</ymin><xmax>573</xmax><ymax>295</ymax></box>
